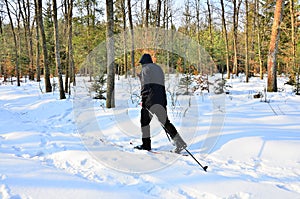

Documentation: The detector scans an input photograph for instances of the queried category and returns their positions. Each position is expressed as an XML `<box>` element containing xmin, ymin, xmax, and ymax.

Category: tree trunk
<box><xmin>34</xmin><ymin>0</ymin><xmax>41</xmax><ymax>82</ymax></box>
<box><xmin>21</xmin><ymin>0</ymin><xmax>34</xmax><ymax>81</ymax></box>
<box><xmin>65</xmin><ymin>0</ymin><xmax>75</xmax><ymax>93</ymax></box>
<box><xmin>164</xmin><ymin>0</ymin><xmax>170</xmax><ymax>74</ymax></box>
<box><xmin>0</xmin><ymin>15</ymin><xmax>3</xmax><ymax>78</ymax></box>
<box><xmin>36</xmin><ymin>0</ymin><xmax>52</xmax><ymax>92</ymax></box>
<box><xmin>233</xmin><ymin>0</ymin><xmax>242</xmax><ymax>76</ymax></box>
<box><xmin>106</xmin><ymin>0</ymin><xmax>115</xmax><ymax>108</ymax></box>
<box><xmin>245</xmin><ymin>0</ymin><xmax>249</xmax><ymax>82</ymax></box>
<box><xmin>220</xmin><ymin>0</ymin><xmax>230</xmax><ymax>79</ymax></box>
<box><xmin>127</xmin><ymin>0</ymin><xmax>135</xmax><ymax>77</ymax></box>
<box><xmin>121</xmin><ymin>0</ymin><xmax>128</xmax><ymax>78</ymax></box>
<box><xmin>4</xmin><ymin>0</ymin><xmax>20</xmax><ymax>86</ymax></box>
<box><xmin>18</xmin><ymin>0</ymin><xmax>33</xmax><ymax>80</ymax></box>
<box><xmin>52</xmin><ymin>0</ymin><xmax>66</xmax><ymax>99</ymax></box>
<box><xmin>0</xmin><ymin>14</ymin><xmax>3</xmax><ymax>35</ymax></box>
<box><xmin>68</xmin><ymin>0</ymin><xmax>75</xmax><ymax>87</ymax></box>
<box><xmin>256</xmin><ymin>0</ymin><xmax>263</xmax><ymax>80</ymax></box>
<box><xmin>156</xmin><ymin>0</ymin><xmax>162</xmax><ymax>27</ymax></box>
<box><xmin>145</xmin><ymin>0</ymin><xmax>150</xmax><ymax>27</ymax></box>
<box><xmin>195</xmin><ymin>0</ymin><xmax>202</xmax><ymax>73</ymax></box>
<box><xmin>63</xmin><ymin>0</ymin><xmax>69</xmax><ymax>94</ymax></box>
<box><xmin>206</xmin><ymin>0</ymin><xmax>213</xmax><ymax>57</ymax></box>
<box><xmin>233</xmin><ymin>0</ymin><xmax>237</xmax><ymax>76</ymax></box>
<box><xmin>267</xmin><ymin>0</ymin><xmax>284</xmax><ymax>92</ymax></box>
<box><xmin>289</xmin><ymin>0</ymin><xmax>296</xmax><ymax>82</ymax></box>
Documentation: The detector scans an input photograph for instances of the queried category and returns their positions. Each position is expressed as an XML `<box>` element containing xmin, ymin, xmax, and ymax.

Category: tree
<box><xmin>4</xmin><ymin>0</ymin><xmax>20</xmax><ymax>86</ymax></box>
<box><xmin>65</xmin><ymin>0</ymin><xmax>75</xmax><ymax>93</ymax></box>
<box><xmin>256</xmin><ymin>0</ymin><xmax>264</xmax><ymax>80</ymax></box>
<box><xmin>232</xmin><ymin>0</ymin><xmax>242</xmax><ymax>76</ymax></box>
<box><xmin>156</xmin><ymin>0</ymin><xmax>162</xmax><ymax>27</ymax></box>
<box><xmin>52</xmin><ymin>0</ymin><xmax>66</xmax><ymax>99</ymax></box>
<box><xmin>245</xmin><ymin>0</ymin><xmax>249</xmax><ymax>82</ymax></box>
<box><xmin>289</xmin><ymin>0</ymin><xmax>297</xmax><ymax>90</ymax></box>
<box><xmin>68</xmin><ymin>0</ymin><xmax>75</xmax><ymax>87</ymax></box>
<box><xmin>220</xmin><ymin>0</ymin><xmax>230</xmax><ymax>79</ymax></box>
<box><xmin>36</xmin><ymin>0</ymin><xmax>52</xmax><ymax>92</ymax></box>
<box><xmin>267</xmin><ymin>0</ymin><xmax>284</xmax><ymax>92</ymax></box>
<box><xmin>106</xmin><ymin>0</ymin><xmax>115</xmax><ymax>108</ymax></box>
<box><xmin>145</xmin><ymin>0</ymin><xmax>150</xmax><ymax>27</ymax></box>
<box><xmin>63</xmin><ymin>0</ymin><xmax>70</xmax><ymax>93</ymax></box>
<box><xmin>206</xmin><ymin>0</ymin><xmax>213</xmax><ymax>58</ymax></box>
<box><xmin>194</xmin><ymin>0</ymin><xmax>200</xmax><ymax>69</ymax></box>
<box><xmin>18</xmin><ymin>0</ymin><xmax>34</xmax><ymax>81</ymax></box>
<box><xmin>127</xmin><ymin>0</ymin><xmax>135</xmax><ymax>77</ymax></box>
<box><xmin>120</xmin><ymin>0</ymin><xmax>128</xmax><ymax>78</ymax></box>
<box><xmin>34</xmin><ymin>0</ymin><xmax>41</xmax><ymax>82</ymax></box>
<box><xmin>0</xmin><ymin>4</ymin><xmax>3</xmax><ymax>78</ymax></box>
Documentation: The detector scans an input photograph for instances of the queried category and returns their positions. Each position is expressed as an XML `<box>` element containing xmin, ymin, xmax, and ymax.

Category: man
<box><xmin>134</xmin><ymin>53</ymin><xmax>187</xmax><ymax>153</ymax></box>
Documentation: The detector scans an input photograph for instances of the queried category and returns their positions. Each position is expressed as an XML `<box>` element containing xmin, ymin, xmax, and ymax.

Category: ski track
<box><xmin>1</xmin><ymin>76</ymin><xmax>300</xmax><ymax>198</ymax></box>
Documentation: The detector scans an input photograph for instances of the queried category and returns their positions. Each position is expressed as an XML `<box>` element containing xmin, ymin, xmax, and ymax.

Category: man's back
<box><xmin>141</xmin><ymin>63</ymin><xmax>167</xmax><ymax>107</ymax></box>
<box><xmin>141</xmin><ymin>63</ymin><xmax>165</xmax><ymax>86</ymax></box>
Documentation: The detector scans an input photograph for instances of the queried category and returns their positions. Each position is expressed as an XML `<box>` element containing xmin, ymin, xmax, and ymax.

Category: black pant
<box><xmin>140</xmin><ymin>105</ymin><xmax>178</xmax><ymax>139</ymax></box>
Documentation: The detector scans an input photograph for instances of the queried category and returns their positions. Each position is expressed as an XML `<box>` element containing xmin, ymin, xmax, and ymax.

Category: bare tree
<box><xmin>156</xmin><ymin>0</ymin><xmax>162</xmax><ymax>27</ymax></box>
<box><xmin>206</xmin><ymin>0</ymin><xmax>213</xmax><ymax>57</ymax></box>
<box><xmin>63</xmin><ymin>0</ymin><xmax>69</xmax><ymax>93</ymax></box>
<box><xmin>4</xmin><ymin>0</ymin><xmax>20</xmax><ymax>86</ymax></box>
<box><xmin>245</xmin><ymin>0</ymin><xmax>249</xmax><ymax>82</ymax></box>
<box><xmin>65</xmin><ymin>0</ymin><xmax>75</xmax><ymax>93</ymax></box>
<box><xmin>52</xmin><ymin>0</ymin><xmax>66</xmax><ymax>99</ymax></box>
<box><xmin>34</xmin><ymin>0</ymin><xmax>41</xmax><ymax>82</ymax></box>
<box><xmin>267</xmin><ymin>0</ymin><xmax>284</xmax><ymax>92</ymax></box>
<box><xmin>121</xmin><ymin>0</ymin><xmax>128</xmax><ymax>78</ymax></box>
<box><xmin>36</xmin><ymin>0</ymin><xmax>52</xmax><ymax>92</ymax></box>
<box><xmin>68</xmin><ymin>0</ymin><xmax>75</xmax><ymax>87</ymax></box>
<box><xmin>0</xmin><ymin>9</ymin><xmax>3</xmax><ymax>35</ymax></box>
<box><xmin>195</xmin><ymin>0</ymin><xmax>202</xmax><ymax>74</ymax></box>
<box><xmin>289</xmin><ymin>0</ymin><xmax>298</xmax><ymax>90</ymax></box>
<box><xmin>0</xmin><ymin>6</ymin><xmax>3</xmax><ymax>79</ymax></box>
<box><xmin>256</xmin><ymin>0</ymin><xmax>263</xmax><ymax>80</ymax></box>
<box><xmin>232</xmin><ymin>0</ymin><xmax>242</xmax><ymax>76</ymax></box>
<box><xmin>145</xmin><ymin>0</ymin><xmax>150</xmax><ymax>27</ymax></box>
<box><xmin>220</xmin><ymin>0</ymin><xmax>230</xmax><ymax>79</ymax></box>
<box><xmin>18</xmin><ymin>0</ymin><xmax>34</xmax><ymax>81</ymax></box>
<box><xmin>127</xmin><ymin>0</ymin><xmax>135</xmax><ymax>77</ymax></box>
<box><xmin>106</xmin><ymin>0</ymin><xmax>115</xmax><ymax>108</ymax></box>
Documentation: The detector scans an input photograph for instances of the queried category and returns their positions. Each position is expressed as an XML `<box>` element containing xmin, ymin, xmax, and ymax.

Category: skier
<box><xmin>134</xmin><ymin>53</ymin><xmax>187</xmax><ymax>153</ymax></box>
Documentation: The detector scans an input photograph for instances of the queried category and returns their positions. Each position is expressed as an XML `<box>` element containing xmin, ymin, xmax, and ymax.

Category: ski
<box><xmin>150</xmin><ymin>149</ymin><xmax>189</xmax><ymax>156</ymax></box>
<box><xmin>129</xmin><ymin>141</ymin><xmax>189</xmax><ymax>156</ymax></box>
<box><xmin>99</xmin><ymin>138</ymin><xmax>188</xmax><ymax>156</ymax></box>
<box><xmin>99</xmin><ymin>138</ymin><xmax>126</xmax><ymax>150</ymax></box>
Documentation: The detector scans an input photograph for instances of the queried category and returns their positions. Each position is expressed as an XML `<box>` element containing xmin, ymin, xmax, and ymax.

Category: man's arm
<box><xmin>141</xmin><ymin>65</ymin><xmax>151</xmax><ymax>96</ymax></box>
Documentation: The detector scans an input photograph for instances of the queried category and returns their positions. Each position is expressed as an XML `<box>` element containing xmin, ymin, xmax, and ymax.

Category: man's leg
<box><xmin>154</xmin><ymin>106</ymin><xmax>187</xmax><ymax>153</ymax></box>
<box><xmin>135</xmin><ymin>108</ymin><xmax>152</xmax><ymax>150</ymax></box>
<box><xmin>151</xmin><ymin>104</ymin><xmax>177</xmax><ymax>138</ymax></box>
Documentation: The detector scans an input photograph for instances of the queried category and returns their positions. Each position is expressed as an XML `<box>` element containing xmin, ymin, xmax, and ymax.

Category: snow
<box><xmin>0</xmin><ymin>75</ymin><xmax>300</xmax><ymax>199</ymax></box>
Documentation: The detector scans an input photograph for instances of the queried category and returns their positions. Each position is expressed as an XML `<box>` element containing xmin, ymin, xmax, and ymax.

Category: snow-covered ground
<box><xmin>0</xmin><ymin>75</ymin><xmax>299</xmax><ymax>199</ymax></box>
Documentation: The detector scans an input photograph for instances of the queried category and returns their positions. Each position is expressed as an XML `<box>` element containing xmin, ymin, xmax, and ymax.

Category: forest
<box><xmin>0</xmin><ymin>0</ymin><xmax>299</xmax><ymax>104</ymax></box>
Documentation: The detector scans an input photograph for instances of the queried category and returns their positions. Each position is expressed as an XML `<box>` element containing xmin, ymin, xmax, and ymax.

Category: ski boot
<box><xmin>134</xmin><ymin>138</ymin><xmax>151</xmax><ymax>151</ymax></box>
<box><xmin>172</xmin><ymin>134</ymin><xmax>187</xmax><ymax>153</ymax></box>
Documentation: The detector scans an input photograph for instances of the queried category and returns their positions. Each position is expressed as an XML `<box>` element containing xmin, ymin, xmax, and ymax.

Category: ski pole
<box><xmin>185</xmin><ymin>149</ymin><xmax>208</xmax><ymax>172</ymax></box>
<box><xmin>141</xmin><ymin>105</ymin><xmax>208</xmax><ymax>172</ymax></box>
